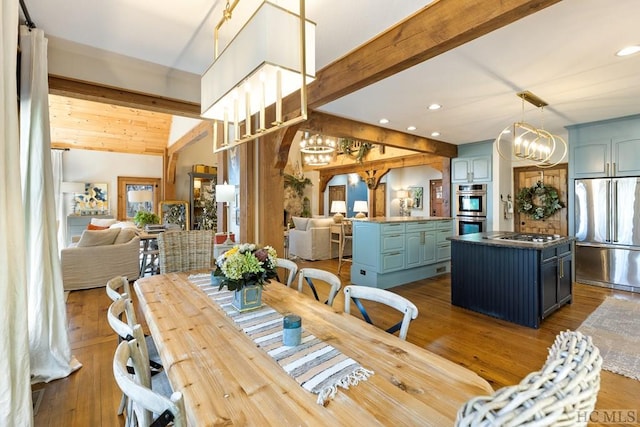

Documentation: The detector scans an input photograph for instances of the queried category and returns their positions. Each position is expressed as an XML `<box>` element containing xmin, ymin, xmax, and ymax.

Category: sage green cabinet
<box><xmin>451</xmin><ymin>155</ymin><xmax>491</xmax><ymax>183</ymax></box>
<box><xmin>572</xmin><ymin>138</ymin><xmax>640</xmax><ymax>178</ymax></box>
<box><xmin>352</xmin><ymin>219</ymin><xmax>452</xmax><ymax>289</ymax></box>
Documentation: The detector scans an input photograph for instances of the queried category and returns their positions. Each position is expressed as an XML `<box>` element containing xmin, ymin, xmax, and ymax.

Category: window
<box><xmin>117</xmin><ymin>176</ymin><xmax>161</xmax><ymax>221</ymax></box>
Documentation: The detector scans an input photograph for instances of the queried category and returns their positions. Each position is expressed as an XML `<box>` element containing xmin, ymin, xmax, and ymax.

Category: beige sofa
<box><xmin>288</xmin><ymin>216</ymin><xmax>336</xmax><ymax>261</ymax></box>
<box><xmin>61</xmin><ymin>227</ymin><xmax>140</xmax><ymax>291</ymax></box>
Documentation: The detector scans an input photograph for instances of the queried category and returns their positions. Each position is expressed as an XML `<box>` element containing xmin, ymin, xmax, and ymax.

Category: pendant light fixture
<box><xmin>495</xmin><ymin>91</ymin><xmax>567</xmax><ymax>168</ymax></box>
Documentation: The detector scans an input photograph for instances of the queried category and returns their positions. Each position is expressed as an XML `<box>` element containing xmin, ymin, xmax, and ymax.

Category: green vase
<box><xmin>232</xmin><ymin>285</ymin><xmax>263</xmax><ymax>311</ymax></box>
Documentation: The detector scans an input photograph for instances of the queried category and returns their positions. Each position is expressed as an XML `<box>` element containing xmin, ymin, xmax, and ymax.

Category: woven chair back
<box><xmin>157</xmin><ymin>230</ymin><xmax>214</xmax><ymax>274</ymax></box>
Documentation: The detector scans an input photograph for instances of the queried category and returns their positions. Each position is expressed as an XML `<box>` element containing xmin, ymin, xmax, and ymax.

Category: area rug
<box><xmin>577</xmin><ymin>297</ymin><xmax>640</xmax><ymax>380</ymax></box>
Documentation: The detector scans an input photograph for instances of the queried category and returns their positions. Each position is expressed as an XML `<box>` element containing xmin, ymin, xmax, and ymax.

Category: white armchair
<box><xmin>288</xmin><ymin>217</ymin><xmax>335</xmax><ymax>261</ymax></box>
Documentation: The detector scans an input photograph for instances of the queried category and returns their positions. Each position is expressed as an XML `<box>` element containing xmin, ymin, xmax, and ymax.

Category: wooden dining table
<box><xmin>134</xmin><ymin>272</ymin><xmax>493</xmax><ymax>426</ymax></box>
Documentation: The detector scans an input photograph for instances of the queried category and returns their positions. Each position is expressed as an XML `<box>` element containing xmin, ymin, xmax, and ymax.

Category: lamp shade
<box><xmin>201</xmin><ymin>1</ymin><xmax>316</xmax><ymax>122</ymax></box>
<box><xmin>128</xmin><ymin>190</ymin><xmax>153</xmax><ymax>203</ymax></box>
<box><xmin>61</xmin><ymin>182</ymin><xmax>85</xmax><ymax>194</ymax></box>
<box><xmin>396</xmin><ymin>190</ymin><xmax>408</xmax><ymax>199</ymax></box>
<box><xmin>330</xmin><ymin>200</ymin><xmax>346</xmax><ymax>214</ymax></box>
<box><xmin>216</xmin><ymin>182</ymin><xmax>235</xmax><ymax>204</ymax></box>
<box><xmin>353</xmin><ymin>200</ymin><xmax>368</xmax><ymax>213</ymax></box>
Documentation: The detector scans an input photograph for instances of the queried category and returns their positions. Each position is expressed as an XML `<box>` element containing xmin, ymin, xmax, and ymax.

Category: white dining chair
<box><xmin>113</xmin><ymin>338</ymin><xmax>186</xmax><ymax>427</ymax></box>
<box><xmin>298</xmin><ymin>268</ymin><xmax>342</xmax><ymax>306</ymax></box>
<box><xmin>107</xmin><ymin>297</ymin><xmax>167</xmax><ymax>425</ymax></box>
<box><xmin>276</xmin><ymin>258</ymin><xmax>298</xmax><ymax>287</ymax></box>
<box><xmin>106</xmin><ymin>275</ymin><xmax>131</xmax><ymax>302</ymax></box>
<box><xmin>343</xmin><ymin>285</ymin><xmax>419</xmax><ymax>340</ymax></box>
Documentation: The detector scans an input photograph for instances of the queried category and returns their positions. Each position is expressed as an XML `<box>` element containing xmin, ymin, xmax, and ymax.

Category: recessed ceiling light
<box><xmin>427</xmin><ymin>104</ymin><xmax>442</xmax><ymax>110</ymax></box>
<box><xmin>431</xmin><ymin>131</ymin><xmax>440</xmax><ymax>137</ymax></box>
<box><xmin>379</xmin><ymin>118</ymin><xmax>389</xmax><ymax>124</ymax></box>
<box><xmin>616</xmin><ymin>45</ymin><xmax>640</xmax><ymax>57</ymax></box>
<box><xmin>407</xmin><ymin>125</ymin><xmax>416</xmax><ymax>131</ymax></box>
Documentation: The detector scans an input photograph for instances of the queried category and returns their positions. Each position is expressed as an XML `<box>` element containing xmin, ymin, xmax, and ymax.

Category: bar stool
<box><xmin>338</xmin><ymin>220</ymin><xmax>353</xmax><ymax>274</ymax></box>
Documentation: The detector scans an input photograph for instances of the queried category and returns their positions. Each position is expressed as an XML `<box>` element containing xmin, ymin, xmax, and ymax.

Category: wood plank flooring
<box><xmin>34</xmin><ymin>259</ymin><xmax>640</xmax><ymax>426</ymax></box>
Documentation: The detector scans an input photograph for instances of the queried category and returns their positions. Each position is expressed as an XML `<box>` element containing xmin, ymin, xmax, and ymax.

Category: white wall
<box><xmin>48</xmin><ymin>36</ymin><xmax>200</xmax><ymax>103</ymax></box>
<box><xmin>62</xmin><ymin>150</ymin><xmax>162</xmax><ymax>218</ymax></box>
<box><xmin>168</xmin><ymin>116</ymin><xmax>204</xmax><ymax>146</ymax></box>
<box><xmin>383</xmin><ymin>165</ymin><xmax>442</xmax><ymax>217</ymax></box>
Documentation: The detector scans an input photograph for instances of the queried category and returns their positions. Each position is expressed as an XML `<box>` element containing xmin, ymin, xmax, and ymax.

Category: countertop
<box><xmin>447</xmin><ymin>231</ymin><xmax>575</xmax><ymax>249</ymax></box>
<box><xmin>359</xmin><ymin>216</ymin><xmax>453</xmax><ymax>224</ymax></box>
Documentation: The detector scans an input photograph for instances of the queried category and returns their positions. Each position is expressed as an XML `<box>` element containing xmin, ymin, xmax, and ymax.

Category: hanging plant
<box><xmin>339</xmin><ymin>138</ymin><xmax>373</xmax><ymax>163</ymax></box>
<box><xmin>516</xmin><ymin>181</ymin><xmax>564</xmax><ymax>220</ymax></box>
<box><xmin>284</xmin><ymin>173</ymin><xmax>312</xmax><ymax>197</ymax></box>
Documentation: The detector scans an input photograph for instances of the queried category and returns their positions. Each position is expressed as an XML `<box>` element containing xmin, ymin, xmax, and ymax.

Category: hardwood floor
<box><xmin>34</xmin><ymin>259</ymin><xmax>640</xmax><ymax>426</ymax></box>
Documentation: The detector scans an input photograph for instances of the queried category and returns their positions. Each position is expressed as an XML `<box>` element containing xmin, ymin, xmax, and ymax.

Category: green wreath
<box><xmin>516</xmin><ymin>181</ymin><xmax>564</xmax><ymax>220</ymax></box>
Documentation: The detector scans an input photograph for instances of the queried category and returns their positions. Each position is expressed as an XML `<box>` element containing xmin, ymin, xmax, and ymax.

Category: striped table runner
<box><xmin>188</xmin><ymin>274</ymin><xmax>374</xmax><ymax>405</ymax></box>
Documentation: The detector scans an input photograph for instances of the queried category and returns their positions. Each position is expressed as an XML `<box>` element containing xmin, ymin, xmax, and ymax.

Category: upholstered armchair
<box><xmin>61</xmin><ymin>228</ymin><xmax>140</xmax><ymax>291</ymax></box>
<box><xmin>288</xmin><ymin>217</ymin><xmax>335</xmax><ymax>261</ymax></box>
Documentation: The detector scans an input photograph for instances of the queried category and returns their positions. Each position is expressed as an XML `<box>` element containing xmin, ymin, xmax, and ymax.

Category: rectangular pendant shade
<box><xmin>201</xmin><ymin>1</ymin><xmax>316</xmax><ymax>122</ymax></box>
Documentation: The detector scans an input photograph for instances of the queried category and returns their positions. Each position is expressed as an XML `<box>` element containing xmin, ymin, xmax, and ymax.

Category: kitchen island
<box><xmin>351</xmin><ymin>217</ymin><xmax>453</xmax><ymax>289</ymax></box>
<box><xmin>448</xmin><ymin>232</ymin><xmax>575</xmax><ymax>328</ymax></box>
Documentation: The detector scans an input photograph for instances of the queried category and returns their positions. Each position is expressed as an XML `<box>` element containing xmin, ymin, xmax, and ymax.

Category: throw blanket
<box><xmin>189</xmin><ymin>274</ymin><xmax>374</xmax><ymax>405</ymax></box>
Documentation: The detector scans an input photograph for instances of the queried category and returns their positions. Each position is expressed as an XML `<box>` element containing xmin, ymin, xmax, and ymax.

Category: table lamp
<box><xmin>216</xmin><ymin>182</ymin><xmax>235</xmax><ymax>244</ymax></box>
<box><xmin>353</xmin><ymin>200</ymin><xmax>369</xmax><ymax>219</ymax></box>
<box><xmin>330</xmin><ymin>200</ymin><xmax>347</xmax><ymax>223</ymax></box>
<box><xmin>128</xmin><ymin>190</ymin><xmax>153</xmax><ymax>215</ymax></box>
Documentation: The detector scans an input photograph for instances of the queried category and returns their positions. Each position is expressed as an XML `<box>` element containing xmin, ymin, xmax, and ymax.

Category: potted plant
<box><xmin>212</xmin><ymin>243</ymin><xmax>278</xmax><ymax>311</ymax></box>
<box><xmin>133</xmin><ymin>211</ymin><xmax>160</xmax><ymax>228</ymax></box>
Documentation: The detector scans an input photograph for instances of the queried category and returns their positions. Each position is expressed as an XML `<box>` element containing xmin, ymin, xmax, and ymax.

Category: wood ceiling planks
<box><xmin>49</xmin><ymin>94</ymin><xmax>172</xmax><ymax>155</ymax></box>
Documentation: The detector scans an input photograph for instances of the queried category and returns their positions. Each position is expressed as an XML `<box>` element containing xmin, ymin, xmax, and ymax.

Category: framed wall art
<box><xmin>73</xmin><ymin>182</ymin><xmax>109</xmax><ymax>215</ymax></box>
<box><xmin>409</xmin><ymin>186</ymin><xmax>423</xmax><ymax>210</ymax></box>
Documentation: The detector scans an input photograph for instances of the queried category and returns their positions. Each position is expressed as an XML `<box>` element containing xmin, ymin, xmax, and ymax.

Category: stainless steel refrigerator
<box><xmin>575</xmin><ymin>177</ymin><xmax>640</xmax><ymax>292</ymax></box>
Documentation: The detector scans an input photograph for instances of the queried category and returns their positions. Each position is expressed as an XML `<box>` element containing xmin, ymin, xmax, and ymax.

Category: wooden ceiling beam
<box><xmin>48</xmin><ymin>75</ymin><xmax>201</xmax><ymax>118</ymax></box>
<box><xmin>300</xmin><ymin>0</ymin><xmax>561</xmax><ymax>110</ymax></box>
<box><xmin>303</xmin><ymin>110</ymin><xmax>457</xmax><ymax>158</ymax></box>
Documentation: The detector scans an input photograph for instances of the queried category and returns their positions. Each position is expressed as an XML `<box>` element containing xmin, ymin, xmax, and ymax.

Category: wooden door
<box><xmin>514</xmin><ymin>165</ymin><xmax>568</xmax><ymax>235</ymax></box>
<box><xmin>372</xmin><ymin>183</ymin><xmax>386</xmax><ymax>218</ymax></box>
<box><xmin>430</xmin><ymin>179</ymin><xmax>443</xmax><ymax>217</ymax></box>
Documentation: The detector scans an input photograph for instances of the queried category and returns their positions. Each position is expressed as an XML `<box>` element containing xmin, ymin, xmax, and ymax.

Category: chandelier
<box><xmin>495</xmin><ymin>91</ymin><xmax>567</xmax><ymax>168</ymax></box>
<box><xmin>300</xmin><ymin>133</ymin><xmax>336</xmax><ymax>166</ymax></box>
<box><xmin>201</xmin><ymin>0</ymin><xmax>316</xmax><ymax>152</ymax></box>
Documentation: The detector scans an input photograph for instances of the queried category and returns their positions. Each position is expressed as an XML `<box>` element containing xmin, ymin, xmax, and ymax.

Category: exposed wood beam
<box><xmin>49</xmin><ymin>75</ymin><xmax>201</xmax><ymax>118</ymax></box>
<box><xmin>303</xmin><ymin>111</ymin><xmax>458</xmax><ymax>157</ymax></box>
<box><xmin>167</xmin><ymin>121</ymin><xmax>212</xmax><ymax>157</ymax></box>
<box><xmin>301</xmin><ymin>0</ymin><xmax>561</xmax><ymax>110</ymax></box>
<box><xmin>316</xmin><ymin>153</ymin><xmax>445</xmax><ymax>193</ymax></box>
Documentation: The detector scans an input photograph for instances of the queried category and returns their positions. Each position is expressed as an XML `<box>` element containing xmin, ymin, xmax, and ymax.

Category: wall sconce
<box><xmin>330</xmin><ymin>200</ymin><xmax>346</xmax><ymax>223</ymax></box>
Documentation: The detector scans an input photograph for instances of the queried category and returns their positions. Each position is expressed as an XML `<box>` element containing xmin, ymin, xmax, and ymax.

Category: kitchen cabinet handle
<box><xmin>606</xmin><ymin>162</ymin><xmax>610</xmax><ymax>176</ymax></box>
<box><xmin>388</xmin><ymin>252</ymin><xmax>402</xmax><ymax>256</ymax></box>
<box><xmin>388</xmin><ymin>234</ymin><xmax>401</xmax><ymax>238</ymax></box>
<box><xmin>420</xmin><ymin>231</ymin><xmax>425</xmax><ymax>244</ymax></box>
<box><xmin>559</xmin><ymin>259</ymin><xmax>564</xmax><ymax>279</ymax></box>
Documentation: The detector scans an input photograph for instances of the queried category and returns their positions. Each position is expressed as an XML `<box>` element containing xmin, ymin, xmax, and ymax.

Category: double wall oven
<box><xmin>455</xmin><ymin>184</ymin><xmax>487</xmax><ymax>235</ymax></box>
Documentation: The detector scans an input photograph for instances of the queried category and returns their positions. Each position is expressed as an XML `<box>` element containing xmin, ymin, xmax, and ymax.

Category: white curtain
<box><xmin>0</xmin><ymin>3</ymin><xmax>33</xmax><ymax>426</ymax></box>
<box><xmin>19</xmin><ymin>25</ymin><xmax>80</xmax><ymax>384</ymax></box>
<box><xmin>51</xmin><ymin>149</ymin><xmax>65</xmax><ymax>250</ymax></box>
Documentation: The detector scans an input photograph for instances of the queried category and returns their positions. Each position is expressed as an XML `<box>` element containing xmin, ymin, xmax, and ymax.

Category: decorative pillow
<box><xmin>113</xmin><ymin>228</ymin><xmax>137</xmax><ymax>245</ymax></box>
<box><xmin>87</xmin><ymin>223</ymin><xmax>109</xmax><ymax>230</ymax></box>
<box><xmin>76</xmin><ymin>228</ymin><xmax>120</xmax><ymax>247</ymax></box>
<box><xmin>110</xmin><ymin>221</ymin><xmax>138</xmax><ymax>229</ymax></box>
<box><xmin>292</xmin><ymin>216</ymin><xmax>309</xmax><ymax>231</ymax></box>
<box><xmin>90</xmin><ymin>218</ymin><xmax>117</xmax><ymax>227</ymax></box>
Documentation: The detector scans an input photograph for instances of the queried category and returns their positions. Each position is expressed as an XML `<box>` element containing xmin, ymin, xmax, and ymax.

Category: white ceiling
<box><xmin>22</xmin><ymin>0</ymin><xmax>640</xmax><ymax>147</ymax></box>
